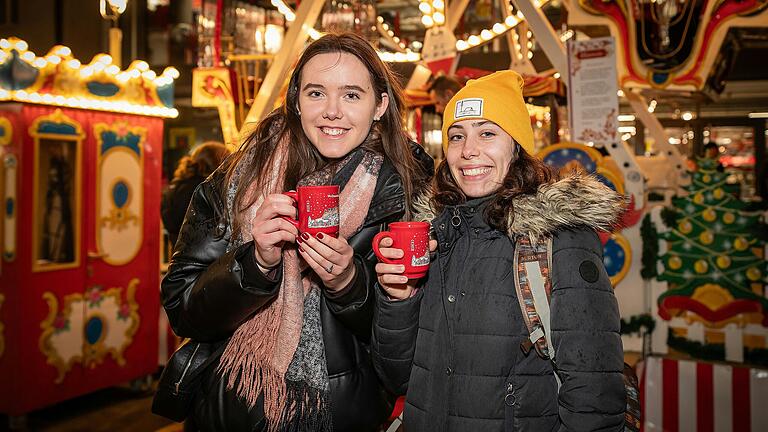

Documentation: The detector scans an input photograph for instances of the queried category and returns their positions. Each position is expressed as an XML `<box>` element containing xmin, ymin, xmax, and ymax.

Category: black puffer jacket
<box><xmin>162</xmin><ymin>144</ymin><xmax>433</xmax><ymax>432</ymax></box>
<box><xmin>372</xmin><ymin>176</ymin><xmax>626</xmax><ymax>432</ymax></box>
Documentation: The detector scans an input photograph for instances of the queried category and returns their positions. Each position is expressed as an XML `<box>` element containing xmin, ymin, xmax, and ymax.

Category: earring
<box><xmin>373</xmin><ymin>116</ymin><xmax>380</xmax><ymax>121</ymax></box>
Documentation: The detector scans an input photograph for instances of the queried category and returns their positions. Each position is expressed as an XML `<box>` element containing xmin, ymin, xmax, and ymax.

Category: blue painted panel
<box><xmin>112</xmin><ymin>181</ymin><xmax>129</xmax><ymax>208</ymax></box>
<box><xmin>100</xmin><ymin>130</ymin><xmax>141</xmax><ymax>156</ymax></box>
<box><xmin>37</xmin><ymin>120</ymin><xmax>78</xmax><ymax>136</ymax></box>
<box><xmin>157</xmin><ymin>83</ymin><xmax>174</xmax><ymax>108</ymax></box>
<box><xmin>0</xmin><ymin>56</ymin><xmax>14</xmax><ymax>90</ymax></box>
<box><xmin>652</xmin><ymin>72</ymin><xmax>668</xmax><ymax>85</ymax></box>
<box><xmin>85</xmin><ymin>316</ymin><xmax>104</xmax><ymax>345</ymax></box>
<box><xmin>10</xmin><ymin>51</ymin><xmax>40</xmax><ymax>90</ymax></box>
<box><xmin>86</xmin><ymin>81</ymin><xmax>120</xmax><ymax>97</ymax></box>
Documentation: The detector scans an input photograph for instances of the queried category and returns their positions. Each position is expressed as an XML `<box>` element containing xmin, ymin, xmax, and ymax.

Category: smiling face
<box><xmin>297</xmin><ymin>52</ymin><xmax>389</xmax><ymax>159</ymax></box>
<box><xmin>445</xmin><ymin>119</ymin><xmax>516</xmax><ymax>198</ymax></box>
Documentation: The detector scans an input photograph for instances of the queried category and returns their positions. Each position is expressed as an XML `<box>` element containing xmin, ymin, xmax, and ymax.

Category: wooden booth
<box><xmin>0</xmin><ymin>37</ymin><xmax>178</xmax><ymax>417</ymax></box>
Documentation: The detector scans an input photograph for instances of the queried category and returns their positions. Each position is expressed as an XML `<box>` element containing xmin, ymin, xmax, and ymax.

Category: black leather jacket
<box><xmin>161</xmin><ymin>145</ymin><xmax>433</xmax><ymax>432</ymax></box>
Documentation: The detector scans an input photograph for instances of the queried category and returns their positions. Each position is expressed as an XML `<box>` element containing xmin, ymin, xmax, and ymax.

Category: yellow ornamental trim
<box><xmin>0</xmin><ymin>37</ymin><xmax>177</xmax><ymax>118</ymax></box>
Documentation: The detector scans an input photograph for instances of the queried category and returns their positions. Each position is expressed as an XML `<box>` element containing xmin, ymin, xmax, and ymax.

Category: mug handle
<box><xmin>281</xmin><ymin>191</ymin><xmax>300</xmax><ymax>230</ymax></box>
<box><xmin>372</xmin><ymin>231</ymin><xmax>395</xmax><ymax>264</ymax></box>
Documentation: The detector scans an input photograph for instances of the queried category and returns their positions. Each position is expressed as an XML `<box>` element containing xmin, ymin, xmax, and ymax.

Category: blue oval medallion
<box><xmin>112</xmin><ymin>181</ymin><xmax>129</xmax><ymax>208</ymax></box>
<box><xmin>85</xmin><ymin>316</ymin><xmax>104</xmax><ymax>345</ymax></box>
<box><xmin>602</xmin><ymin>237</ymin><xmax>626</xmax><ymax>278</ymax></box>
<box><xmin>5</xmin><ymin>197</ymin><xmax>13</xmax><ymax>216</ymax></box>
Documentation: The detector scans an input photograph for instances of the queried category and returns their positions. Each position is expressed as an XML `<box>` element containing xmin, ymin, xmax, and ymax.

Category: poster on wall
<box><xmin>566</xmin><ymin>36</ymin><xmax>619</xmax><ymax>146</ymax></box>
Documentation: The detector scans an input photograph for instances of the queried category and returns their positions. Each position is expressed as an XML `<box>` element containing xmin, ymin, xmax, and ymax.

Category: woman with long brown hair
<box><xmin>159</xmin><ymin>33</ymin><xmax>432</xmax><ymax>431</ymax></box>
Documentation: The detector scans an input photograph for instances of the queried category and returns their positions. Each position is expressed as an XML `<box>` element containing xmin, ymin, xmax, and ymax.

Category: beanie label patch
<box><xmin>454</xmin><ymin>98</ymin><xmax>483</xmax><ymax>119</ymax></box>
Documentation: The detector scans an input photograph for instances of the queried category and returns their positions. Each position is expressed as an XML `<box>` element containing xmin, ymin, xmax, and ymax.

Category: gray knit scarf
<box><xmin>218</xmin><ymin>139</ymin><xmax>382</xmax><ymax>432</ymax></box>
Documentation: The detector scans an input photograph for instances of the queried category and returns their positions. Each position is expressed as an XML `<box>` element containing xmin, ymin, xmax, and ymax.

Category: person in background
<box><xmin>160</xmin><ymin>32</ymin><xmax>433</xmax><ymax>432</ymax></box>
<box><xmin>372</xmin><ymin>70</ymin><xmax>626</xmax><ymax>431</ymax></box>
<box><xmin>703</xmin><ymin>142</ymin><xmax>725</xmax><ymax>172</ymax></box>
<box><xmin>161</xmin><ymin>141</ymin><xmax>231</xmax><ymax>248</ymax></box>
<box><xmin>428</xmin><ymin>74</ymin><xmax>463</xmax><ymax>114</ymax></box>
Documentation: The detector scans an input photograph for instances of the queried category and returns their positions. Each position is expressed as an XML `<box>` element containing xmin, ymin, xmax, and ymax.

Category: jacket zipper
<box><xmin>174</xmin><ymin>343</ymin><xmax>201</xmax><ymax>395</ymax></box>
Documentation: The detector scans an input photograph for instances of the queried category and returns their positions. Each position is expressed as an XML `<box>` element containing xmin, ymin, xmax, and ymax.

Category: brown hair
<box><xmin>427</xmin><ymin>75</ymin><xmax>463</xmax><ymax>96</ymax></box>
<box><xmin>225</xmin><ymin>32</ymin><xmax>424</xmax><ymax>238</ymax></box>
<box><xmin>433</xmin><ymin>144</ymin><xmax>555</xmax><ymax>232</ymax></box>
<box><xmin>173</xmin><ymin>141</ymin><xmax>231</xmax><ymax>182</ymax></box>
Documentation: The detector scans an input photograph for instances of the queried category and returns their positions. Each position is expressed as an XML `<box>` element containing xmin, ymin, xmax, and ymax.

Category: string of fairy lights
<box><xmin>0</xmin><ymin>38</ymin><xmax>179</xmax><ymax>118</ymax></box>
<box><xmin>420</xmin><ymin>0</ymin><xmax>550</xmax><ymax>53</ymax></box>
<box><xmin>269</xmin><ymin>0</ymin><xmax>551</xmax><ymax>62</ymax></box>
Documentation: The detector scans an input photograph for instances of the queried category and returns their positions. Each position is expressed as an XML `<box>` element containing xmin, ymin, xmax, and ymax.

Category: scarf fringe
<box><xmin>217</xmin><ymin>298</ymin><xmax>283</xmax><ymax>407</ymax></box>
<box><xmin>272</xmin><ymin>380</ymin><xmax>333</xmax><ymax>432</ymax></box>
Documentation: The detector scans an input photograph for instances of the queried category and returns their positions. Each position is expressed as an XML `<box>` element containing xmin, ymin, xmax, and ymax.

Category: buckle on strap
<box><xmin>520</xmin><ymin>327</ymin><xmax>545</xmax><ymax>355</ymax></box>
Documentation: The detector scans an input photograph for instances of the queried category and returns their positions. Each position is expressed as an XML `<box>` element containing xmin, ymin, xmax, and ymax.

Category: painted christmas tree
<box><xmin>657</xmin><ymin>158</ymin><xmax>768</xmax><ymax>333</ymax></box>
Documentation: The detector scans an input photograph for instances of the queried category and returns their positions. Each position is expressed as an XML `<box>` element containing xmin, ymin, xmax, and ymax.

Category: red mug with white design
<box><xmin>282</xmin><ymin>185</ymin><xmax>340</xmax><ymax>238</ymax></box>
<box><xmin>372</xmin><ymin>222</ymin><xmax>431</xmax><ymax>279</ymax></box>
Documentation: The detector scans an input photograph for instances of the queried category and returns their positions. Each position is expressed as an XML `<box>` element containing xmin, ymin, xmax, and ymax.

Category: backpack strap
<box><xmin>513</xmin><ymin>236</ymin><xmax>554</xmax><ymax>360</ymax></box>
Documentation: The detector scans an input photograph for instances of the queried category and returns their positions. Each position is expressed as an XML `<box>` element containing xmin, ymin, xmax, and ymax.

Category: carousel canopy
<box><xmin>0</xmin><ymin>37</ymin><xmax>178</xmax><ymax>118</ymax></box>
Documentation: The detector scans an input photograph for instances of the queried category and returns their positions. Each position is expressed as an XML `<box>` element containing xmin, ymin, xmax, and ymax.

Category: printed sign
<box><xmin>566</xmin><ymin>37</ymin><xmax>619</xmax><ymax>146</ymax></box>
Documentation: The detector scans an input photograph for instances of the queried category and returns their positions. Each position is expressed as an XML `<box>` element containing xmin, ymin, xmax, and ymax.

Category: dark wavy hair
<box><xmin>432</xmin><ymin>143</ymin><xmax>555</xmax><ymax>232</ymax></box>
<box><xmin>172</xmin><ymin>141</ymin><xmax>231</xmax><ymax>182</ymax></box>
<box><xmin>225</xmin><ymin>32</ymin><xmax>423</xmax><ymax>238</ymax></box>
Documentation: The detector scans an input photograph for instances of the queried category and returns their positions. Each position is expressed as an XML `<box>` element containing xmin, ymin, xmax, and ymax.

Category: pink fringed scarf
<box><xmin>217</xmin><ymin>138</ymin><xmax>382</xmax><ymax>431</ymax></box>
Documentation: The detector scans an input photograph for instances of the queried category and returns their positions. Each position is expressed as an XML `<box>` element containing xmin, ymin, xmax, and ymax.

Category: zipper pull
<box><xmin>451</xmin><ymin>208</ymin><xmax>461</xmax><ymax>227</ymax></box>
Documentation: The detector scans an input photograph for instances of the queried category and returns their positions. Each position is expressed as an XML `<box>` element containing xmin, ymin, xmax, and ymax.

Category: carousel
<box><xmin>0</xmin><ymin>37</ymin><xmax>177</xmax><ymax>417</ymax></box>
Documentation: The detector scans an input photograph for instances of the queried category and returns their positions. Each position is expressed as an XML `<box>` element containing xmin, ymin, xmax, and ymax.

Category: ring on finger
<box><xmin>326</xmin><ymin>264</ymin><xmax>334</xmax><ymax>273</ymax></box>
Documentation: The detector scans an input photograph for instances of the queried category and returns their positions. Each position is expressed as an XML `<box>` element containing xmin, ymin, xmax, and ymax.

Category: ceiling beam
<box><xmin>512</xmin><ymin>0</ymin><xmax>567</xmax><ymax>77</ymax></box>
<box><xmin>243</xmin><ymin>0</ymin><xmax>325</xmax><ymax>126</ymax></box>
<box><xmin>447</xmin><ymin>0</ymin><xmax>471</xmax><ymax>31</ymax></box>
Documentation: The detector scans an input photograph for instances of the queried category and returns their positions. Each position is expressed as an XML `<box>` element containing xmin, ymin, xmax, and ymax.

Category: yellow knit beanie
<box><xmin>442</xmin><ymin>70</ymin><xmax>534</xmax><ymax>155</ymax></box>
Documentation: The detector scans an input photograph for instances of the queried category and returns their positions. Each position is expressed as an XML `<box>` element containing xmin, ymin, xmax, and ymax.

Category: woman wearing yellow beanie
<box><xmin>372</xmin><ymin>70</ymin><xmax>627</xmax><ymax>431</ymax></box>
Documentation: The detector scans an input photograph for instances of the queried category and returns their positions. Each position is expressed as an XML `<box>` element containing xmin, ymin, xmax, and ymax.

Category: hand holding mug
<box><xmin>296</xmin><ymin>231</ymin><xmax>356</xmax><ymax>292</ymax></box>
<box><xmin>250</xmin><ymin>193</ymin><xmax>300</xmax><ymax>269</ymax></box>
<box><xmin>282</xmin><ymin>185</ymin><xmax>340</xmax><ymax>238</ymax></box>
<box><xmin>373</xmin><ymin>222</ymin><xmax>435</xmax><ymax>300</ymax></box>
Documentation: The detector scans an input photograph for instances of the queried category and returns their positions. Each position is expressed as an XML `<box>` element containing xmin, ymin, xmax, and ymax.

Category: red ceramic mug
<box><xmin>282</xmin><ymin>185</ymin><xmax>340</xmax><ymax>238</ymax></box>
<box><xmin>372</xmin><ymin>221</ymin><xmax>431</xmax><ymax>279</ymax></box>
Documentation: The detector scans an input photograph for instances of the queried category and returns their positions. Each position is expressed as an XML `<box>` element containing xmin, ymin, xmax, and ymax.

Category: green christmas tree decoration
<box><xmin>657</xmin><ymin>157</ymin><xmax>768</xmax><ymax>326</ymax></box>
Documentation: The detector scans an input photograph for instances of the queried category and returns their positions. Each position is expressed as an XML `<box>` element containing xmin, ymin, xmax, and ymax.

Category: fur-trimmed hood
<box><xmin>413</xmin><ymin>174</ymin><xmax>626</xmax><ymax>240</ymax></box>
